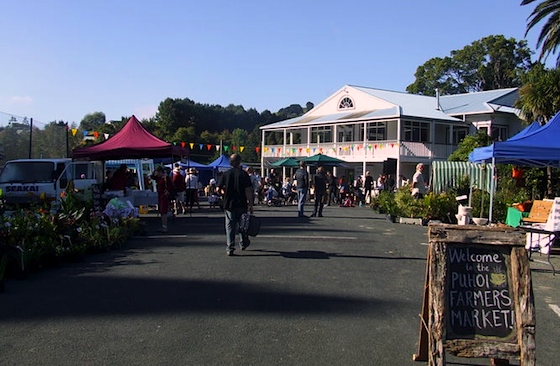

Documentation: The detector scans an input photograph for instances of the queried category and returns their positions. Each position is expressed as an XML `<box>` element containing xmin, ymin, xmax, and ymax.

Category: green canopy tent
<box><xmin>303</xmin><ymin>153</ymin><xmax>347</xmax><ymax>166</ymax></box>
<box><xmin>271</xmin><ymin>157</ymin><xmax>300</xmax><ymax>167</ymax></box>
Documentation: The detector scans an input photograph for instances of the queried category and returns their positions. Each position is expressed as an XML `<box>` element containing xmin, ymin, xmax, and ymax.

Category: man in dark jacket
<box><xmin>218</xmin><ymin>154</ymin><xmax>254</xmax><ymax>256</ymax></box>
<box><xmin>294</xmin><ymin>160</ymin><xmax>309</xmax><ymax>217</ymax></box>
<box><xmin>311</xmin><ymin>166</ymin><xmax>327</xmax><ymax>217</ymax></box>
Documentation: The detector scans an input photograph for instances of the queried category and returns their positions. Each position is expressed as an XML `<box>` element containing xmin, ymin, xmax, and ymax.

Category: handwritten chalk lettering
<box><xmin>449</xmin><ymin>289</ymin><xmax>511</xmax><ymax>309</ymax></box>
<box><xmin>446</xmin><ymin>245</ymin><xmax>515</xmax><ymax>338</ymax></box>
<box><xmin>450</xmin><ymin>309</ymin><xmax>514</xmax><ymax>330</ymax></box>
<box><xmin>448</xmin><ymin>248</ymin><xmax>502</xmax><ymax>264</ymax></box>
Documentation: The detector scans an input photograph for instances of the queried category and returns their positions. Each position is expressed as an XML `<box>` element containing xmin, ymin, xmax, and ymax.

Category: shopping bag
<box><xmin>240</xmin><ymin>213</ymin><xmax>260</xmax><ymax>237</ymax></box>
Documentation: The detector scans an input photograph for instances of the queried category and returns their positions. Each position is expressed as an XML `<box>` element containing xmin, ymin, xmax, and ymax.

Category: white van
<box><xmin>0</xmin><ymin>158</ymin><xmax>103</xmax><ymax>205</ymax></box>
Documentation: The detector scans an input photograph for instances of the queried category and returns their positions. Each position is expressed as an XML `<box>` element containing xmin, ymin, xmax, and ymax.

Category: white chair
<box><xmin>524</xmin><ymin>197</ymin><xmax>560</xmax><ymax>274</ymax></box>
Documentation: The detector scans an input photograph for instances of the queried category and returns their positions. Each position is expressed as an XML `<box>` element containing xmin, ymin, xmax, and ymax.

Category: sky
<box><xmin>0</xmin><ymin>0</ymin><xmax>555</xmax><ymax>128</ymax></box>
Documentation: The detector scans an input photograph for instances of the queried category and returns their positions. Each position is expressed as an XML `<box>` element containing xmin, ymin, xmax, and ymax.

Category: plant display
<box><xmin>0</xmin><ymin>190</ymin><xmax>144</xmax><ymax>285</ymax></box>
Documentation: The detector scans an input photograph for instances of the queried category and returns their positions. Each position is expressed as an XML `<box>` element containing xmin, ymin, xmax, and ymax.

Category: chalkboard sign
<box><xmin>446</xmin><ymin>244</ymin><xmax>515</xmax><ymax>340</ymax></box>
<box><xmin>413</xmin><ymin>224</ymin><xmax>536</xmax><ymax>366</ymax></box>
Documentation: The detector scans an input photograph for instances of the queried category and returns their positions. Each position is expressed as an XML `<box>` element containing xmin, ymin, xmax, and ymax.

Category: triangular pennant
<box><xmin>83</xmin><ymin>130</ymin><xmax>89</xmax><ymax>137</ymax></box>
<box><xmin>189</xmin><ymin>143</ymin><xmax>194</xmax><ymax>149</ymax></box>
<box><xmin>181</xmin><ymin>142</ymin><xmax>186</xmax><ymax>148</ymax></box>
<box><xmin>93</xmin><ymin>131</ymin><xmax>99</xmax><ymax>138</ymax></box>
<box><xmin>72</xmin><ymin>128</ymin><xmax>78</xmax><ymax>136</ymax></box>
<box><xmin>232</xmin><ymin>145</ymin><xmax>237</xmax><ymax>151</ymax></box>
<box><xmin>207</xmin><ymin>144</ymin><xmax>212</xmax><ymax>151</ymax></box>
<box><xmin>199</xmin><ymin>144</ymin><xmax>203</xmax><ymax>150</ymax></box>
<box><xmin>216</xmin><ymin>145</ymin><xmax>220</xmax><ymax>151</ymax></box>
<box><xmin>104</xmin><ymin>133</ymin><xmax>109</xmax><ymax>139</ymax></box>
<box><xmin>224</xmin><ymin>145</ymin><xmax>229</xmax><ymax>152</ymax></box>
<box><xmin>255</xmin><ymin>146</ymin><xmax>260</xmax><ymax>153</ymax></box>
<box><xmin>240</xmin><ymin>146</ymin><xmax>245</xmax><ymax>152</ymax></box>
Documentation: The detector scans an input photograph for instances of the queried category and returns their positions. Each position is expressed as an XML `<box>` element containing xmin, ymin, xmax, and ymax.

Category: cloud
<box><xmin>10</xmin><ymin>96</ymin><xmax>33</xmax><ymax>105</ymax></box>
<box><xmin>133</xmin><ymin>105</ymin><xmax>158</xmax><ymax>121</ymax></box>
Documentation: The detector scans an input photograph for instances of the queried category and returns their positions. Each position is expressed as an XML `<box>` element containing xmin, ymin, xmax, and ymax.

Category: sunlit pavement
<box><xmin>0</xmin><ymin>203</ymin><xmax>559</xmax><ymax>365</ymax></box>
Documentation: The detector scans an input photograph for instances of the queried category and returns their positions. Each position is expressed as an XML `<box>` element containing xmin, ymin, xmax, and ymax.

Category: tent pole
<box><xmin>489</xmin><ymin>157</ymin><xmax>496</xmax><ymax>223</ymax></box>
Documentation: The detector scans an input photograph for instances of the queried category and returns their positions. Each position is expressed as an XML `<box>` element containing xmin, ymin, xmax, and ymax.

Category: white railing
<box><xmin>263</xmin><ymin>141</ymin><xmax>457</xmax><ymax>161</ymax></box>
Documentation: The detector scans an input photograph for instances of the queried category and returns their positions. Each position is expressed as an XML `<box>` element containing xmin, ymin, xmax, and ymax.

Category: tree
<box><xmin>406</xmin><ymin>35</ymin><xmax>533</xmax><ymax>96</ymax></box>
<box><xmin>448</xmin><ymin>131</ymin><xmax>493</xmax><ymax>162</ymax></box>
<box><xmin>515</xmin><ymin>62</ymin><xmax>560</xmax><ymax>196</ymax></box>
<box><xmin>515</xmin><ymin>63</ymin><xmax>560</xmax><ymax>121</ymax></box>
<box><xmin>522</xmin><ymin>0</ymin><xmax>560</xmax><ymax>67</ymax></box>
<box><xmin>80</xmin><ymin>112</ymin><xmax>106</xmax><ymax>131</ymax></box>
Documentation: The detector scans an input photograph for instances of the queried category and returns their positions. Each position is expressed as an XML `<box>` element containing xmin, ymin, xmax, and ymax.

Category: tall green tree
<box><xmin>79</xmin><ymin>112</ymin><xmax>106</xmax><ymax>131</ymax></box>
<box><xmin>515</xmin><ymin>63</ymin><xmax>560</xmax><ymax>121</ymax></box>
<box><xmin>407</xmin><ymin>35</ymin><xmax>533</xmax><ymax>96</ymax></box>
<box><xmin>522</xmin><ymin>0</ymin><xmax>560</xmax><ymax>67</ymax></box>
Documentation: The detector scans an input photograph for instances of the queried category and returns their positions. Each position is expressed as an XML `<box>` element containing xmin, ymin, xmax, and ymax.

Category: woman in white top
<box><xmin>185</xmin><ymin>168</ymin><xmax>199</xmax><ymax>212</ymax></box>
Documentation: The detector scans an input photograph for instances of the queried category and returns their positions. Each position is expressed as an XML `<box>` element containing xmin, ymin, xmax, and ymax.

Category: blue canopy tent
<box><xmin>469</xmin><ymin>112</ymin><xmax>560</xmax><ymax>221</ymax></box>
<box><xmin>165</xmin><ymin>158</ymin><xmax>213</xmax><ymax>185</ymax></box>
<box><xmin>208</xmin><ymin>154</ymin><xmax>232</xmax><ymax>172</ymax></box>
<box><xmin>507</xmin><ymin>121</ymin><xmax>542</xmax><ymax>141</ymax></box>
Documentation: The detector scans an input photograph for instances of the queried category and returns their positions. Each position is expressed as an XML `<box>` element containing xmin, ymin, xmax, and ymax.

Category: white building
<box><xmin>260</xmin><ymin>85</ymin><xmax>523</xmax><ymax>185</ymax></box>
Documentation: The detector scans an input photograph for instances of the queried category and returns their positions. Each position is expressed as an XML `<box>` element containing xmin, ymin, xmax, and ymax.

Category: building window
<box><xmin>366</xmin><ymin>122</ymin><xmax>386</xmax><ymax>141</ymax></box>
<box><xmin>338</xmin><ymin>97</ymin><xmax>354</xmax><ymax>110</ymax></box>
<box><xmin>445</xmin><ymin>126</ymin><xmax>469</xmax><ymax>144</ymax></box>
<box><xmin>311</xmin><ymin>126</ymin><xmax>333</xmax><ymax>143</ymax></box>
<box><xmin>491</xmin><ymin>125</ymin><xmax>508</xmax><ymax>141</ymax></box>
<box><xmin>337</xmin><ymin>124</ymin><xmax>355</xmax><ymax>142</ymax></box>
<box><xmin>403</xmin><ymin>121</ymin><xmax>429</xmax><ymax>142</ymax></box>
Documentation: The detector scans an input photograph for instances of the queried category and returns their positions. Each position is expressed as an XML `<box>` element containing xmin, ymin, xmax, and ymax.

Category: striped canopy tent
<box><xmin>430</xmin><ymin>161</ymin><xmax>494</xmax><ymax>195</ymax></box>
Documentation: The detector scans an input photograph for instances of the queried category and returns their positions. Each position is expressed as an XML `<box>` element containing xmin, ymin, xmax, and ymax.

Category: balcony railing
<box><xmin>262</xmin><ymin>141</ymin><xmax>457</xmax><ymax>161</ymax></box>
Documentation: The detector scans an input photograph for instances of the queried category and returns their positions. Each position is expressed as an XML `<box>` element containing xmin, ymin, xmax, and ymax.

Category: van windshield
<box><xmin>0</xmin><ymin>162</ymin><xmax>57</xmax><ymax>183</ymax></box>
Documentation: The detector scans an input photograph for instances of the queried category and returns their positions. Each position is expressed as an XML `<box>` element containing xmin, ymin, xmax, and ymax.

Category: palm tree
<box><xmin>521</xmin><ymin>0</ymin><xmax>560</xmax><ymax>67</ymax></box>
<box><xmin>515</xmin><ymin>63</ymin><xmax>560</xmax><ymax>121</ymax></box>
<box><xmin>515</xmin><ymin>63</ymin><xmax>560</xmax><ymax>196</ymax></box>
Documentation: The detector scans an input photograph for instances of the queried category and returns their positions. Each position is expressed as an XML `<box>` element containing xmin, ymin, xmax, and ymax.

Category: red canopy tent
<box><xmin>73</xmin><ymin>115</ymin><xmax>187</xmax><ymax>160</ymax></box>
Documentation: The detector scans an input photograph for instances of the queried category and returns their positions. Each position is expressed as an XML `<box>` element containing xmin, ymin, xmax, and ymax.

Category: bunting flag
<box><xmin>232</xmin><ymin>145</ymin><xmax>237</xmax><ymax>151</ymax></box>
<box><xmin>224</xmin><ymin>145</ymin><xmax>229</xmax><ymax>152</ymax></box>
<box><xmin>104</xmin><ymin>133</ymin><xmax>109</xmax><ymax>139</ymax></box>
<box><xmin>189</xmin><ymin>143</ymin><xmax>194</xmax><ymax>149</ymax></box>
<box><xmin>181</xmin><ymin>142</ymin><xmax>186</xmax><ymax>148</ymax></box>
<box><xmin>255</xmin><ymin>146</ymin><xmax>260</xmax><ymax>153</ymax></box>
<box><xmin>216</xmin><ymin>145</ymin><xmax>221</xmax><ymax>151</ymax></box>
<box><xmin>83</xmin><ymin>130</ymin><xmax>88</xmax><ymax>137</ymax></box>
<box><xmin>207</xmin><ymin>144</ymin><xmax>212</xmax><ymax>151</ymax></box>
<box><xmin>240</xmin><ymin>146</ymin><xmax>245</xmax><ymax>152</ymax></box>
<box><xmin>71</xmin><ymin>128</ymin><xmax>78</xmax><ymax>136</ymax></box>
<box><xmin>93</xmin><ymin>131</ymin><xmax>99</xmax><ymax>138</ymax></box>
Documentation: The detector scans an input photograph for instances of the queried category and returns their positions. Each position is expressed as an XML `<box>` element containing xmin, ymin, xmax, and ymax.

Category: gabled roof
<box><xmin>73</xmin><ymin>115</ymin><xmax>187</xmax><ymax>160</ymax></box>
<box><xmin>261</xmin><ymin>85</ymin><xmax>521</xmax><ymax>130</ymax></box>
<box><xmin>261</xmin><ymin>85</ymin><xmax>462</xmax><ymax>130</ymax></box>
<box><xmin>350</xmin><ymin>85</ymin><xmax>461</xmax><ymax>121</ymax></box>
<box><xmin>438</xmin><ymin>88</ymin><xmax>519</xmax><ymax>115</ymax></box>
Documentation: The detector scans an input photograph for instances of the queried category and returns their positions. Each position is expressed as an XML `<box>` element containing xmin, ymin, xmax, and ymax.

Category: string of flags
<box><xmin>262</xmin><ymin>142</ymin><xmax>399</xmax><ymax>156</ymax></box>
<box><xmin>78</xmin><ymin>129</ymin><xmax>262</xmax><ymax>154</ymax></box>
<box><xmin>78</xmin><ymin>128</ymin><xmax>397</xmax><ymax>156</ymax></box>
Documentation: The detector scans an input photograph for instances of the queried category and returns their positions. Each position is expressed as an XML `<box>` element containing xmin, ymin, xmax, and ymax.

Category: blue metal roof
<box><xmin>438</xmin><ymin>88</ymin><xmax>518</xmax><ymax>115</ymax></box>
<box><xmin>260</xmin><ymin>85</ymin><xmax>519</xmax><ymax>130</ymax></box>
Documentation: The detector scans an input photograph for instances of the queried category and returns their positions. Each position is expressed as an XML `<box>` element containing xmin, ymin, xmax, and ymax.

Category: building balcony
<box><xmin>262</xmin><ymin>141</ymin><xmax>457</xmax><ymax>162</ymax></box>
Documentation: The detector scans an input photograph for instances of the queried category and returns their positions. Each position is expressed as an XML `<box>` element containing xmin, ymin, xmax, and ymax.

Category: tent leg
<box><xmin>489</xmin><ymin>158</ymin><xmax>495</xmax><ymax>223</ymax></box>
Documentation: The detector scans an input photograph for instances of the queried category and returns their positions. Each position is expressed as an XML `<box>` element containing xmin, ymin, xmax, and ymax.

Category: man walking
<box><xmin>294</xmin><ymin>160</ymin><xmax>309</xmax><ymax>218</ymax></box>
<box><xmin>311</xmin><ymin>166</ymin><xmax>326</xmax><ymax>217</ymax></box>
<box><xmin>218</xmin><ymin>154</ymin><xmax>254</xmax><ymax>256</ymax></box>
